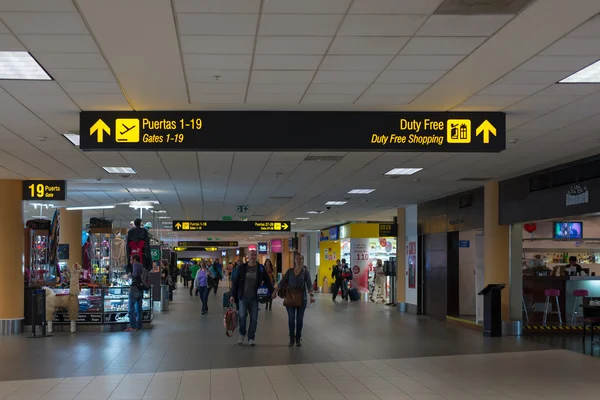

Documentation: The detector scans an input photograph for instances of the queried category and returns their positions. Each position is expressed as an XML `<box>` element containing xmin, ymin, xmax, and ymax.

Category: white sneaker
<box><xmin>237</xmin><ymin>335</ymin><xmax>245</xmax><ymax>345</ymax></box>
<box><xmin>248</xmin><ymin>339</ymin><xmax>255</xmax><ymax>346</ymax></box>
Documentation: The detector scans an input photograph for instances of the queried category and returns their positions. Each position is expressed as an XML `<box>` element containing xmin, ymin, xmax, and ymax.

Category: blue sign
<box><xmin>459</xmin><ymin>240</ymin><xmax>470</xmax><ymax>248</ymax></box>
<box><xmin>320</xmin><ymin>226</ymin><xmax>339</xmax><ymax>241</ymax></box>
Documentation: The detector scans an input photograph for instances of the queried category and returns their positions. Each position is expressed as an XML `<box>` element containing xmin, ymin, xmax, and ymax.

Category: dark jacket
<box><xmin>231</xmin><ymin>262</ymin><xmax>275</xmax><ymax>301</ymax></box>
<box><xmin>126</xmin><ymin>227</ymin><xmax>152</xmax><ymax>271</ymax></box>
<box><xmin>332</xmin><ymin>265</ymin><xmax>342</xmax><ymax>282</ymax></box>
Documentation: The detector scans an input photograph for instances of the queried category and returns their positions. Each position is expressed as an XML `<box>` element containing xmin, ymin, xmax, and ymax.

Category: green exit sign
<box><xmin>222</xmin><ymin>215</ymin><xmax>233</xmax><ymax>221</ymax></box>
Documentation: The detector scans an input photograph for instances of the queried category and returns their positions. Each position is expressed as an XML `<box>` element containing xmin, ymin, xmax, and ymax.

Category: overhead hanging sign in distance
<box><xmin>23</xmin><ymin>180</ymin><xmax>66</xmax><ymax>201</ymax></box>
<box><xmin>173</xmin><ymin>247</ymin><xmax>219</xmax><ymax>252</ymax></box>
<box><xmin>79</xmin><ymin>111</ymin><xmax>505</xmax><ymax>153</ymax></box>
<box><xmin>178</xmin><ymin>241</ymin><xmax>238</xmax><ymax>247</ymax></box>
<box><xmin>172</xmin><ymin>220</ymin><xmax>291</xmax><ymax>232</ymax></box>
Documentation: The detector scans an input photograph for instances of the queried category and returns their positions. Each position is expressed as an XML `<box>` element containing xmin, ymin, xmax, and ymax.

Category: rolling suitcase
<box><xmin>349</xmin><ymin>288</ymin><xmax>360</xmax><ymax>302</ymax></box>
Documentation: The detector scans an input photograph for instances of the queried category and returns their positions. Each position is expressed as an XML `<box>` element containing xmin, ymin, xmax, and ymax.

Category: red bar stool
<box><xmin>572</xmin><ymin>289</ymin><xmax>589</xmax><ymax>325</ymax></box>
<box><xmin>543</xmin><ymin>289</ymin><xmax>562</xmax><ymax>326</ymax></box>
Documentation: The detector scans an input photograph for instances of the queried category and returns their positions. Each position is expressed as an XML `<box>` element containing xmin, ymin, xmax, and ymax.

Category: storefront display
<box><xmin>25</xmin><ymin>215</ymin><xmax>59</xmax><ymax>286</ymax></box>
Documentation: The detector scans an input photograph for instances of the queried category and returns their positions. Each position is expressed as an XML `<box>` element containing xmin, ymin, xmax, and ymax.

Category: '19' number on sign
<box><xmin>29</xmin><ymin>183</ymin><xmax>44</xmax><ymax>198</ymax></box>
<box><xmin>356</xmin><ymin>254</ymin><xmax>369</xmax><ymax>261</ymax></box>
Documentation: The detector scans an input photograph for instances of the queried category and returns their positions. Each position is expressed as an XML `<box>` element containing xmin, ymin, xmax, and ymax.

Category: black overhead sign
<box><xmin>178</xmin><ymin>241</ymin><xmax>238</xmax><ymax>247</ymax></box>
<box><xmin>172</xmin><ymin>220</ymin><xmax>291</xmax><ymax>232</ymax></box>
<box><xmin>379</xmin><ymin>223</ymin><xmax>398</xmax><ymax>237</ymax></box>
<box><xmin>79</xmin><ymin>111</ymin><xmax>505</xmax><ymax>152</ymax></box>
<box><xmin>173</xmin><ymin>247</ymin><xmax>219</xmax><ymax>252</ymax></box>
<box><xmin>23</xmin><ymin>180</ymin><xmax>66</xmax><ymax>201</ymax></box>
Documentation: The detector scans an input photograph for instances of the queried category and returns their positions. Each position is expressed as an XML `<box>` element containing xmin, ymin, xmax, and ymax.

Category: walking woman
<box><xmin>195</xmin><ymin>261</ymin><xmax>210</xmax><ymax>315</ymax></box>
<box><xmin>264</xmin><ymin>259</ymin><xmax>276</xmax><ymax>311</ymax></box>
<box><xmin>278</xmin><ymin>252</ymin><xmax>314</xmax><ymax>347</ymax></box>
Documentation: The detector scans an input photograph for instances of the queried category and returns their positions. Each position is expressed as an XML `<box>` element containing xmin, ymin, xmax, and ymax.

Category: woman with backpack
<box><xmin>278</xmin><ymin>252</ymin><xmax>314</xmax><ymax>347</ymax></box>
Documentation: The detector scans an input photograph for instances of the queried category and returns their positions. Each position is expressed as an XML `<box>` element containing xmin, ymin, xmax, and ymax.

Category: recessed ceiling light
<box><xmin>0</xmin><ymin>52</ymin><xmax>51</xmax><ymax>80</ymax></box>
<box><xmin>158</xmin><ymin>216</ymin><xmax>171</xmax><ymax>219</ymax></box>
<box><xmin>307</xmin><ymin>211</ymin><xmax>324</xmax><ymax>214</ymax></box>
<box><xmin>65</xmin><ymin>205</ymin><xmax>115</xmax><ymax>211</ymax></box>
<box><xmin>103</xmin><ymin>167</ymin><xmax>136</xmax><ymax>174</ymax></box>
<box><xmin>325</xmin><ymin>201</ymin><xmax>347</xmax><ymax>206</ymax></box>
<box><xmin>127</xmin><ymin>188</ymin><xmax>152</xmax><ymax>193</ymax></box>
<box><xmin>384</xmin><ymin>168</ymin><xmax>423</xmax><ymax>176</ymax></box>
<box><xmin>348</xmin><ymin>189</ymin><xmax>376</xmax><ymax>194</ymax></box>
<box><xmin>152</xmin><ymin>210</ymin><xmax>167</xmax><ymax>213</ymax></box>
<box><xmin>63</xmin><ymin>133</ymin><xmax>80</xmax><ymax>146</ymax></box>
<box><xmin>559</xmin><ymin>60</ymin><xmax>600</xmax><ymax>83</ymax></box>
<box><xmin>295</xmin><ymin>217</ymin><xmax>310</xmax><ymax>220</ymax></box>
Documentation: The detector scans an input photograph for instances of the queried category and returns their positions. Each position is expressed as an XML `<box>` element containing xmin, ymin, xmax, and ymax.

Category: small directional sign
<box><xmin>90</xmin><ymin>119</ymin><xmax>110</xmax><ymax>143</ymax></box>
<box><xmin>172</xmin><ymin>220</ymin><xmax>291</xmax><ymax>232</ymax></box>
<box><xmin>236</xmin><ymin>205</ymin><xmax>249</xmax><ymax>213</ymax></box>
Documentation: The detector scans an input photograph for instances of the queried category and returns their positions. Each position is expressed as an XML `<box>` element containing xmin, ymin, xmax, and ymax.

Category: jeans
<box><xmin>286</xmin><ymin>297</ymin><xmax>307</xmax><ymax>338</ymax></box>
<box><xmin>129</xmin><ymin>286</ymin><xmax>144</xmax><ymax>330</ymax></box>
<box><xmin>189</xmin><ymin>278</ymin><xmax>195</xmax><ymax>295</ymax></box>
<box><xmin>332</xmin><ymin>281</ymin><xmax>343</xmax><ymax>300</ymax></box>
<box><xmin>213</xmin><ymin>278</ymin><xmax>221</xmax><ymax>294</ymax></box>
<box><xmin>238</xmin><ymin>298</ymin><xmax>259</xmax><ymax>340</ymax></box>
<box><xmin>198</xmin><ymin>286</ymin><xmax>209</xmax><ymax>313</ymax></box>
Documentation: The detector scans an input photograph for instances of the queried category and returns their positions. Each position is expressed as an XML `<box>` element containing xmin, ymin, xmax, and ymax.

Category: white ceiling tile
<box><xmin>1</xmin><ymin>12</ymin><xmax>88</xmax><ymax>34</ymax></box>
<box><xmin>568</xmin><ymin>15</ymin><xmax>600</xmax><ymax>37</ymax></box>
<box><xmin>253</xmin><ymin>55</ymin><xmax>321</xmax><ymax>70</ymax></box>
<box><xmin>376</xmin><ymin>70</ymin><xmax>446</xmax><ymax>84</ymax></box>
<box><xmin>255</xmin><ymin>36</ymin><xmax>331</xmax><ymax>55</ymax></box>
<box><xmin>364</xmin><ymin>83</ymin><xmax>429</xmax><ymax>96</ymax></box>
<box><xmin>320</xmin><ymin>55</ymin><xmax>393</xmax><ymax>71</ymax></box>
<box><xmin>260</xmin><ymin>14</ymin><xmax>343</xmax><ymax>36</ymax></box>
<box><xmin>174</xmin><ymin>0</ymin><xmax>261</xmax><ymax>13</ymax></box>
<box><xmin>0</xmin><ymin>0</ymin><xmax>76</xmax><ymax>12</ymax></box>
<box><xmin>246</xmin><ymin>93</ymin><xmax>302</xmax><ymax>104</ymax></box>
<box><xmin>494</xmin><ymin>70</ymin><xmax>574</xmax><ymax>85</ymax></box>
<box><xmin>60</xmin><ymin>81</ymin><xmax>122</xmax><ymax>94</ymax></box>
<box><xmin>187</xmin><ymin>69</ymin><xmax>249</xmax><ymax>83</ymax></box>
<box><xmin>184</xmin><ymin>54</ymin><xmax>252</xmax><ymax>70</ymax></box>
<box><xmin>189</xmin><ymin>82</ymin><xmax>247</xmax><ymax>95</ymax></box>
<box><xmin>339</xmin><ymin>15</ymin><xmax>427</xmax><ymax>36</ymax></box>
<box><xmin>0</xmin><ymin>34</ymin><xmax>24</xmax><ymax>50</ymax></box>
<box><xmin>248</xmin><ymin>83</ymin><xmax>308</xmax><ymax>94</ymax></box>
<box><xmin>19</xmin><ymin>34</ymin><xmax>98</xmax><ymax>53</ymax></box>
<box><xmin>313</xmin><ymin>70</ymin><xmax>380</xmax><ymax>83</ymax></box>
<box><xmin>540</xmin><ymin>37</ymin><xmax>600</xmax><ymax>56</ymax></box>
<box><xmin>250</xmin><ymin>70</ymin><xmax>315</xmax><ymax>84</ymax></box>
<box><xmin>34</xmin><ymin>52</ymin><xmax>108</xmax><ymax>69</ymax></box>
<box><xmin>478</xmin><ymin>84</ymin><xmax>548</xmax><ymax>96</ymax></box>
<box><xmin>48</xmin><ymin>68</ymin><xmax>114</xmax><ymax>82</ymax></box>
<box><xmin>517</xmin><ymin>56</ymin><xmax>598</xmax><ymax>72</ymax></box>
<box><xmin>306</xmin><ymin>83</ymin><xmax>368</xmax><ymax>95</ymax></box>
<box><xmin>190</xmin><ymin>93</ymin><xmax>245</xmax><ymax>104</ymax></box>
<box><xmin>328</xmin><ymin>36</ymin><xmax>409</xmax><ymax>55</ymax></box>
<box><xmin>416</xmin><ymin>15</ymin><xmax>513</xmax><ymax>37</ymax></box>
<box><xmin>69</xmin><ymin>93</ymin><xmax>130</xmax><ymax>110</ymax></box>
<box><xmin>355</xmin><ymin>94</ymin><xmax>415</xmax><ymax>105</ymax></box>
<box><xmin>400</xmin><ymin>37</ymin><xmax>486</xmax><ymax>55</ymax></box>
<box><xmin>350</xmin><ymin>0</ymin><xmax>443</xmax><ymax>14</ymax></box>
<box><xmin>180</xmin><ymin>36</ymin><xmax>254</xmax><ymax>54</ymax></box>
<box><xmin>536</xmin><ymin>84</ymin><xmax>600</xmax><ymax>96</ymax></box>
<box><xmin>263</xmin><ymin>0</ymin><xmax>351</xmax><ymax>14</ymax></box>
<box><xmin>177</xmin><ymin>14</ymin><xmax>258</xmax><ymax>35</ymax></box>
<box><xmin>456</xmin><ymin>94</ymin><xmax>524</xmax><ymax>110</ymax></box>
<box><xmin>301</xmin><ymin>94</ymin><xmax>359</xmax><ymax>104</ymax></box>
<box><xmin>388</xmin><ymin>55</ymin><xmax>465</xmax><ymax>70</ymax></box>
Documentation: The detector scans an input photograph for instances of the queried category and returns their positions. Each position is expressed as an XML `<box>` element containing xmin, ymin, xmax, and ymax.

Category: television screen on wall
<box><xmin>553</xmin><ymin>222</ymin><xmax>583</xmax><ymax>239</ymax></box>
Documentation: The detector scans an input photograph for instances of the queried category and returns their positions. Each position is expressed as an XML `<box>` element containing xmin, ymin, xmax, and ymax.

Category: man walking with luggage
<box><xmin>341</xmin><ymin>259</ymin><xmax>353</xmax><ymax>301</ymax></box>
<box><xmin>331</xmin><ymin>260</ymin><xmax>343</xmax><ymax>302</ymax></box>
<box><xmin>230</xmin><ymin>250</ymin><xmax>275</xmax><ymax>346</ymax></box>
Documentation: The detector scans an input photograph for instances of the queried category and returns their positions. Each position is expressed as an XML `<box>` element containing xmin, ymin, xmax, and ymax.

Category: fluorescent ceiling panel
<box><xmin>325</xmin><ymin>201</ymin><xmax>347</xmax><ymax>205</ymax></box>
<box><xmin>348</xmin><ymin>189</ymin><xmax>376</xmax><ymax>194</ymax></box>
<box><xmin>103</xmin><ymin>167</ymin><xmax>136</xmax><ymax>174</ymax></box>
<box><xmin>0</xmin><ymin>51</ymin><xmax>51</xmax><ymax>80</ymax></box>
<box><xmin>559</xmin><ymin>60</ymin><xmax>600</xmax><ymax>83</ymax></box>
<box><xmin>385</xmin><ymin>168</ymin><xmax>423</xmax><ymax>175</ymax></box>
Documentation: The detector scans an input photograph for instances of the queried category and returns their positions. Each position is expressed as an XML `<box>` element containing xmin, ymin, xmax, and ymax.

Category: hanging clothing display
<box><xmin>111</xmin><ymin>235</ymin><xmax>127</xmax><ymax>268</ymax></box>
<box><xmin>127</xmin><ymin>226</ymin><xmax>151</xmax><ymax>271</ymax></box>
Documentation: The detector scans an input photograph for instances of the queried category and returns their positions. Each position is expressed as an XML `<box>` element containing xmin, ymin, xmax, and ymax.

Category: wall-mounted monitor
<box><xmin>553</xmin><ymin>222</ymin><xmax>583</xmax><ymax>239</ymax></box>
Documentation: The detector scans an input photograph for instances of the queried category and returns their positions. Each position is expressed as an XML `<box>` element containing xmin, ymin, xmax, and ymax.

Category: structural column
<box><xmin>0</xmin><ymin>180</ymin><xmax>24</xmax><ymax>334</ymax></box>
<box><xmin>396</xmin><ymin>208</ymin><xmax>407</xmax><ymax>305</ymax></box>
<box><xmin>59</xmin><ymin>209</ymin><xmax>83</xmax><ymax>267</ymax></box>
<box><xmin>483</xmin><ymin>182</ymin><xmax>510</xmax><ymax>320</ymax></box>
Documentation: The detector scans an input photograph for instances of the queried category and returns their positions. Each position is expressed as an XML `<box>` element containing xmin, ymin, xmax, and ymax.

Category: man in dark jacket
<box><xmin>230</xmin><ymin>250</ymin><xmax>275</xmax><ymax>346</ymax></box>
<box><xmin>331</xmin><ymin>259</ymin><xmax>343</xmax><ymax>302</ymax></box>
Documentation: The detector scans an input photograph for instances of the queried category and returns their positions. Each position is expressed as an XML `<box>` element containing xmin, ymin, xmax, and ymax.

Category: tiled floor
<box><xmin>1</xmin><ymin>285</ymin><xmax>599</xmax><ymax>399</ymax></box>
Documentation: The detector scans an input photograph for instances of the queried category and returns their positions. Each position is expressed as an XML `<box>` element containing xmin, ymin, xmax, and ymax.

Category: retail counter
<box><xmin>25</xmin><ymin>286</ymin><xmax>154</xmax><ymax>332</ymax></box>
<box><xmin>523</xmin><ymin>275</ymin><xmax>600</xmax><ymax>325</ymax></box>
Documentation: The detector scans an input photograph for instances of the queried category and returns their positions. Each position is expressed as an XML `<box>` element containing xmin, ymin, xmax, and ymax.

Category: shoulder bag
<box><xmin>283</xmin><ymin>268</ymin><xmax>305</xmax><ymax>308</ymax></box>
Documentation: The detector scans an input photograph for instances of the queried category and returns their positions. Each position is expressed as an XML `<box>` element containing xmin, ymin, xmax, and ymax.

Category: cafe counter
<box><xmin>523</xmin><ymin>275</ymin><xmax>600</xmax><ymax>325</ymax></box>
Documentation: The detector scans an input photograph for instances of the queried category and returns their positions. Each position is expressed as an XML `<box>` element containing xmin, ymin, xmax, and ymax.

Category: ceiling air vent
<box><xmin>435</xmin><ymin>0</ymin><xmax>533</xmax><ymax>15</ymax></box>
<box><xmin>269</xmin><ymin>196</ymin><xmax>292</xmax><ymax>200</ymax></box>
<box><xmin>457</xmin><ymin>177</ymin><xmax>491</xmax><ymax>182</ymax></box>
<box><xmin>304</xmin><ymin>155</ymin><xmax>344</xmax><ymax>162</ymax></box>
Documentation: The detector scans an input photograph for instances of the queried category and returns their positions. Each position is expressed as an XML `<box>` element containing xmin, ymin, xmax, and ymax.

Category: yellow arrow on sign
<box><xmin>476</xmin><ymin>120</ymin><xmax>496</xmax><ymax>144</ymax></box>
<box><xmin>175</xmin><ymin>222</ymin><xmax>182</xmax><ymax>229</ymax></box>
<box><xmin>281</xmin><ymin>223</ymin><xmax>289</xmax><ymax>230</ymax></box>
<box><xmin>90</xmin><ymin>119</ymin><xmax>110</xmax><ymax>143</ymax></box>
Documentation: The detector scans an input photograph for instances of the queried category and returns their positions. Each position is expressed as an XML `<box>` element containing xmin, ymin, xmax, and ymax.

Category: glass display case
<box><xmin>90</xmin><ymin>232</ymin><xmax>113</xmax><ymax>286</ymax></box>
<box><xmin>50</xmin><ymin>286</ymin><xmax>153</xmax><ymax>325</ymax></box>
